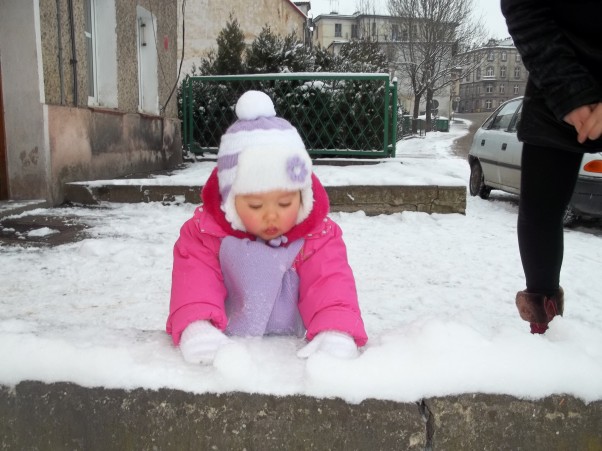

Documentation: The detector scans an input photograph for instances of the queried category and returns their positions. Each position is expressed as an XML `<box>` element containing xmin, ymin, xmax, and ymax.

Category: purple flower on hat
<box><xmin>287</xmin><ymin>156</ymin><xmax>308</xmax><ymax>183</ymax></box>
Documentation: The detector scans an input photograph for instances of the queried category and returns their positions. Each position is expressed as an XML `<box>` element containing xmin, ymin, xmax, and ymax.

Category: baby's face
<box><xmin>234</xmin><ymin>190</ymin><xmax>301</xmax><ymax>241</ymax></box>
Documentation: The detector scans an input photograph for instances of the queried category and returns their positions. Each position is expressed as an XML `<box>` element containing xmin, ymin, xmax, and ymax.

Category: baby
<box><xmin>167</xmin><ymin>90</ymin><xmax>367</xmax><ymax>364</ymax></box>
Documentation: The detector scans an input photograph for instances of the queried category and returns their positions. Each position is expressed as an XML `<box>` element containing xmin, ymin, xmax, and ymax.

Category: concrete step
<box><xmin>1</xmin><ymin>382</ymin><xmax>600</xmax><ymax>450</ymax></box>
<box><xmin>64</xmin><ymin>182</ymin><xmax>467</xmax><ymax>216</ymax></box>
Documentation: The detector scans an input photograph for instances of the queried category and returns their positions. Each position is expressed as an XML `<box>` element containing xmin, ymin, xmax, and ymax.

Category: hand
<box><xmin>577</xmin><ymin>103</ymin><xmax>602</xmax><ymax>143</ymax></box>
<box><xmin>297</xmin><ymin>331</ymin><xmax>359</xmax><ymax>359</ymax></box>
<box><xmin>179</xmin><ymin>320</ymin><xmax>232</xmax><ymax>364</ymax></box>
<box><xmin>564</xmin><ymin>103</ymin><xmax>602</xmax><ymax>143</ymax></box>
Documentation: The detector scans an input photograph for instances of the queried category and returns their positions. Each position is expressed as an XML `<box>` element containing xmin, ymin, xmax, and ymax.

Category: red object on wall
<box><xmin>164</xmin><ymin>36</ymin><xmax>169</xmax><ymax>50</ymax></box>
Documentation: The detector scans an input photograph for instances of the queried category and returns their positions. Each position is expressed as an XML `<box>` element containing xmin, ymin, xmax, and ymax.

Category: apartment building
<box><xmin>457</xmin><ymin>38</ymin><xmax>528</xmax><ymax>113</ymax></box>
<box><xmin>311</xmin><ymin>11</ymin><xmax>455</xmax><ymax>117</ymax></box>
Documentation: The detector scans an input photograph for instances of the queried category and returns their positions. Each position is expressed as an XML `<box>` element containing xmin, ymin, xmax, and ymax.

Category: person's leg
<box><xmin>515</xmin><ymin>143</ymin><xmax>583</xmax><ymax>332</ymax></box>
<box><xmin>517</xmin><ymin>143</ymin><xmax>583</xmax><ymax>294</ymax></box>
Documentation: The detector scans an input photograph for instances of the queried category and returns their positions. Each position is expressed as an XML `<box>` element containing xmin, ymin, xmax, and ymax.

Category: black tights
<box><xmin>517</xmin><ymin>143</ymin><xmax>583</xmax><ymax>295</ymax></box>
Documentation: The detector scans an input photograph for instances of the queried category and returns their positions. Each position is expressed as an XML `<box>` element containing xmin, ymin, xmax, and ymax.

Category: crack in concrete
<box><xmin>417</xmin><ymin>399</ymin><xmax>435</xmax><ymax>450</ymax></box>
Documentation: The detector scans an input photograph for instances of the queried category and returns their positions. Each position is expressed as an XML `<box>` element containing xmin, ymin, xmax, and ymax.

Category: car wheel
<box><xmin>469</xmin><ymin>160</ymin><xmax>491</xmax><ymax>199</ymax></box>
<box><xmin>563</xmin><ymin>206</ymin><xmax>578</xmax><ymax>227</ymax></box>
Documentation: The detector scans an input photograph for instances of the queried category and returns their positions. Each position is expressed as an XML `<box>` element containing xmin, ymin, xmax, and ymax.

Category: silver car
<box><xmin>468</xmin><ymin>97</ymin><xmax>602</xmax><ymax>225</ymax></box>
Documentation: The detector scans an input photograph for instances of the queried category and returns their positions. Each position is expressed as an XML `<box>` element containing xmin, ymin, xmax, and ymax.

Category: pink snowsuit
<box><xmin>166</xmin><ymin>168</ymin><xmax>368</xmax><ymax>347</ymax></box>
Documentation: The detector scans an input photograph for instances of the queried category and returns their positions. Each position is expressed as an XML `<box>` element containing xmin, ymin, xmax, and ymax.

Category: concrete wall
<box><xmin>47</xmin><ymin>106</ymin><xmax>181</xmax><ymax>203</ymax></box>
<box><xmin>0</xmin><ymin>0</ymin><xmax>50</xmax><ymax>200</ymax></box>
<box><xmin>1</xmin><ymin>382</ymin><xmax>601</xmax><ymax>450</ymax></box>
<box><xmin>178</xmin><ymin>0</ymin><xmax>307</xmax><ymax>76</ymax></box>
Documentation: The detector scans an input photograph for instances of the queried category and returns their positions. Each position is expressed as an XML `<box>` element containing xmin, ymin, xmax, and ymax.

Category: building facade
<box><xmin>0</xmin><ymin>0</ymin><xmax>181</xmax><ymax>205</ymax></box>
<box><xmin>177</xmin><ymin>0</ymin><xmax>309</xmax><ymax>76</ymax></box>
<box><xmin>311</xmin><ymin>11</ymin><xmax>455</xmax><ymax>118</ymax></box>
<box><xmin>457</xmin><ymin>38</ymin><xmax>528</xmax><ymax>113</ymax></box>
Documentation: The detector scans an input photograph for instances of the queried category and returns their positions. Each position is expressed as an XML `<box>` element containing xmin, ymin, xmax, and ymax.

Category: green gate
<box><xmin>181</xmin><ymin>73</ymin><xmax>398</xmax><ymax>158</ymax></box>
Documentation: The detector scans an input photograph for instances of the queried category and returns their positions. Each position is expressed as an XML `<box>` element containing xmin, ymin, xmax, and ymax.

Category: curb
<box><xmin>1</xmin><ymin>382</ymin><xmax>601</xmax><ymax>450</ymax></box>
<box><xmin>64</xmin><ymin>183</ymin><xmax>467</xmax><ymax>216</ymax></box>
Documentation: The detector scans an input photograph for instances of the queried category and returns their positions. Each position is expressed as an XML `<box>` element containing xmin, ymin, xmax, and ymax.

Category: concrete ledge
<box><xmin>64</xmin><ymin>183</ymin><xmax>467</xmax><ymax>215</ymax></box>
<box><xmin>1</xmin><ymin>382</ymin><xmax>600</xmax><ymax>450</ymax></box>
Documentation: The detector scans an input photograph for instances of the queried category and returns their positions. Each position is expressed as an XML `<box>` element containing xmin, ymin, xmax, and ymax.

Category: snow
<box><xmin>25</xmin><ymin>227</ymin><xmax>60</xmax><ymax>238</ymax></box>
<box><xmin>1</xmin><ymin>118</ymin><xmax>601</xmax><ymax>404</ymax></box>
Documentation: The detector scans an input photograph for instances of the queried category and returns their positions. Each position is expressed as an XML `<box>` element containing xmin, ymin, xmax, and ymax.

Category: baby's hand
<box><xmin>179</xmin><ymin>320</ymin><xmax>232</xmax><ymax>364</ymax></box>
<box><xmin>297</xmin><ymin>331</ymin><xmax>359</xmax><ymax>359</ymax></box>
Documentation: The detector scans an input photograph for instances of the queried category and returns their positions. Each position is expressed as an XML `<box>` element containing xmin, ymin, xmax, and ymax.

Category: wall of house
<box><xmin>0</xmin><ymin>0</ymin><xmax>50</xmax><ymax>200</ymax></box>
<box><xmin>177</xmin><ymin>0</ymin><xmax>307</xmax><ymax>76</ymax></box>
<box><xmin>47</xmin><ymin>106</ymin><xmax>180</xmax><ymax>203</ymax></box>
<box><xmin>0</xmin><ymin>0</ymin><xmax>181</xmax><ymax>204</ymax></box>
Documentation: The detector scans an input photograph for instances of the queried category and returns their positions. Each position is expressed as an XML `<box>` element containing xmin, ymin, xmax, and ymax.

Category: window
<box><xmin>351</xmin><ymin>24</ymin><xmax>358</xmax><ymax>39</ymax></box>
<box><xmin>501</xmin><ymin>51</ymin><xmax>507</xmax><ymax>61</ymax></box>
<box><xmin>489</xmin><ymin>98</ymin><xmax>522</xmax><ymax>130</ymax></box>
<box><xmin>514</xmin><ymin>66</ymin><xmax>521</xmax><ymax>78</ymax></box>
<box><xmin>500</xmin><ymin>66</ymin><xmax>507</xmax><ymax>78</ymax></box>
<box><xmin>485</xmin><ymin>66</ymin><xmax>494</xmax><ymax>77</ymax></box>
<box><xmin>499</xmin><ymin>84</ymin><xmax>505</xmax><ymax>93</ymax></box>
<box><xmin>487</xmin><ymin>51</ymin><xmax>494</xmax><ymax>61</ymax></box>
<box><xmin>486</xmin><ymin>99</ymin><xmax>493</xmax><ymax>110</ymax></box>
<box><xmin>84</xmin><ymin>0</ymin><xmax>117</xmax><ymax>107</ymax></box>
<box><xmin>137</xmin><ymin>5</ymin><xmax>159</xmax><ymax>114</ymax></box>
<box><xmin>515</xmin><ymin>53</ymin><xmax>521</xmax><ymax>62</ymax></box>
<box><xmin>84</xmin><ymin>0</ymin><xmax>96</xmax><ymax>100</ymax></box>
<box><xmin>486</xmin><ymin>84</ymin><xmax>493</xmax><ymax>93</ymax></box>
<box><xmin>514</xmin><ymin>84</ymin><xmax>520</xmax><ymax>94</ymax></box>
<box><xmin>391</xmin><ymin>24</ymin><xmax>400</xmax><ymax>41</ymax></box>
<box><xmin>372</xmin><ymin>22</ymin><xmax>376</xmax><ymax>36</ymax></box>
<box><xmin>402</xmin><ymin>28</ymin><xmax>409</xmax><ymax>40</ymax></box>
<box><xmin>335</xmin><ymin>23</ymin><xmax>342</xmax><ymax>37</ymax></box>
<box><xmin>476</xmin><ymin>68</ymin><xmax>481</xmax><ymax>79</ymax></box>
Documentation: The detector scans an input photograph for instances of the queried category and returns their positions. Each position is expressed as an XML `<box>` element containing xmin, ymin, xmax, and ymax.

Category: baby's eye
<box><xmin>249</xmin><ymin>204</ymin><xmax>262</xmax><ymax>210</ymax></box>
<box><xmin>279</xmin><ymin>202</ymin><xmax>292</xmax><ymax>208</ymax></box>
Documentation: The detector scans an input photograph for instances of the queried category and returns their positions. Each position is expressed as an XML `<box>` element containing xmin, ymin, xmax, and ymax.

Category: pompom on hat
<box><xmin>217</xmin><ymin>91</ymin><xmax>314</xmax><ymax>232</ymax></box>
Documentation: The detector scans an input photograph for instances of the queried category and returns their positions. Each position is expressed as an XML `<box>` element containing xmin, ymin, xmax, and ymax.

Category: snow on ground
<box><xmin>1</xmin><ymin>118</ymin><xmax>601</xmax><ymax>404</ymax></box>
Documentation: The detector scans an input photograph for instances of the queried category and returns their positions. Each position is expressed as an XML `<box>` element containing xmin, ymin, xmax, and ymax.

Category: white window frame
<box><xmin>84</xmin><ymin>0</ymin><xmax>117</xmax><ymax>107</ymax></box>
<box><xmin>84</xmin><ymin>0</ymin><xmax>97</xmax><ymax>103</ymax></box>
<box><xmin>136</xmin><ymin>5</ymin><xmax>159</xmax><ymax>115</ymax></box>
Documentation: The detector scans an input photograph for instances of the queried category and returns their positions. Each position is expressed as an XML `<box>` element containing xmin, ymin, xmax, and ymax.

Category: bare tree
<box><xmin>388</xmin><ymin>0</ymin><xmax>484</xmax><ymax>130</ymax></box>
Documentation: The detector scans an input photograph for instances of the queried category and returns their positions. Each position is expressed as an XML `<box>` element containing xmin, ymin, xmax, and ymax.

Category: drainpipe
<box><xmin>67</xmin><ymin>0</ymin><xmax>78</xmax><ymax>106</ymax></box>
<box><xmin>56</xmin><ymin>0</ymin><xmax>65</xmax><ymax>105</ymax></box>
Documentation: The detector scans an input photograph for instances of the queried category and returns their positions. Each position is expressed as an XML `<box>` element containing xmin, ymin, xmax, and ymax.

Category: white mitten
<box><xmin>297</xmin><ymin>331</ymin><xmax>359</xmax><ymax>359</ymax></box>
<box><xmin>179</xmin><ymin>320</ymin><xmax>232</xmax><ymax>364</ymax></box>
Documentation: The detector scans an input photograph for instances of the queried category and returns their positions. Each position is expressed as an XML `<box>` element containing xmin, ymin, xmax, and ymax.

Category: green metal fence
<box><xmin>181</xmin><ymin>73</ymin><xmax>398</xmax><ymax>158</ymax></box>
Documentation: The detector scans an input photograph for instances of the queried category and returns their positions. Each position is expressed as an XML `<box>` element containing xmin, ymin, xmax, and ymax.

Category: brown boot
<box><xmin>515</xmin><ymin>287</ymin><xmax>564</xmax><ymax>334</ymax></box>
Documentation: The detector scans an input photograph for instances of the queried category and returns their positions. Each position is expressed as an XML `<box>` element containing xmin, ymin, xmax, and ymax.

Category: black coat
<box><xmin>501</xmin><ymin>0</ymin><xmax>602</xmax><ymax>152</ymax></box>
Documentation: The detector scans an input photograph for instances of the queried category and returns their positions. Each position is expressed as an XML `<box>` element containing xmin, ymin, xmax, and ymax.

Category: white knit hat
<box><xmin>217</xmin><ymin>90</ymin><xmax>314</xmax><ymax>232</ymax></box>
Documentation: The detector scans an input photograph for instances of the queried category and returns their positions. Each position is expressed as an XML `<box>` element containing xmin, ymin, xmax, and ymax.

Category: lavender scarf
<box><xmin>219</xmin><ymin>236</ymin><xmax>305</xmax><ymax>337</ymax></box>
